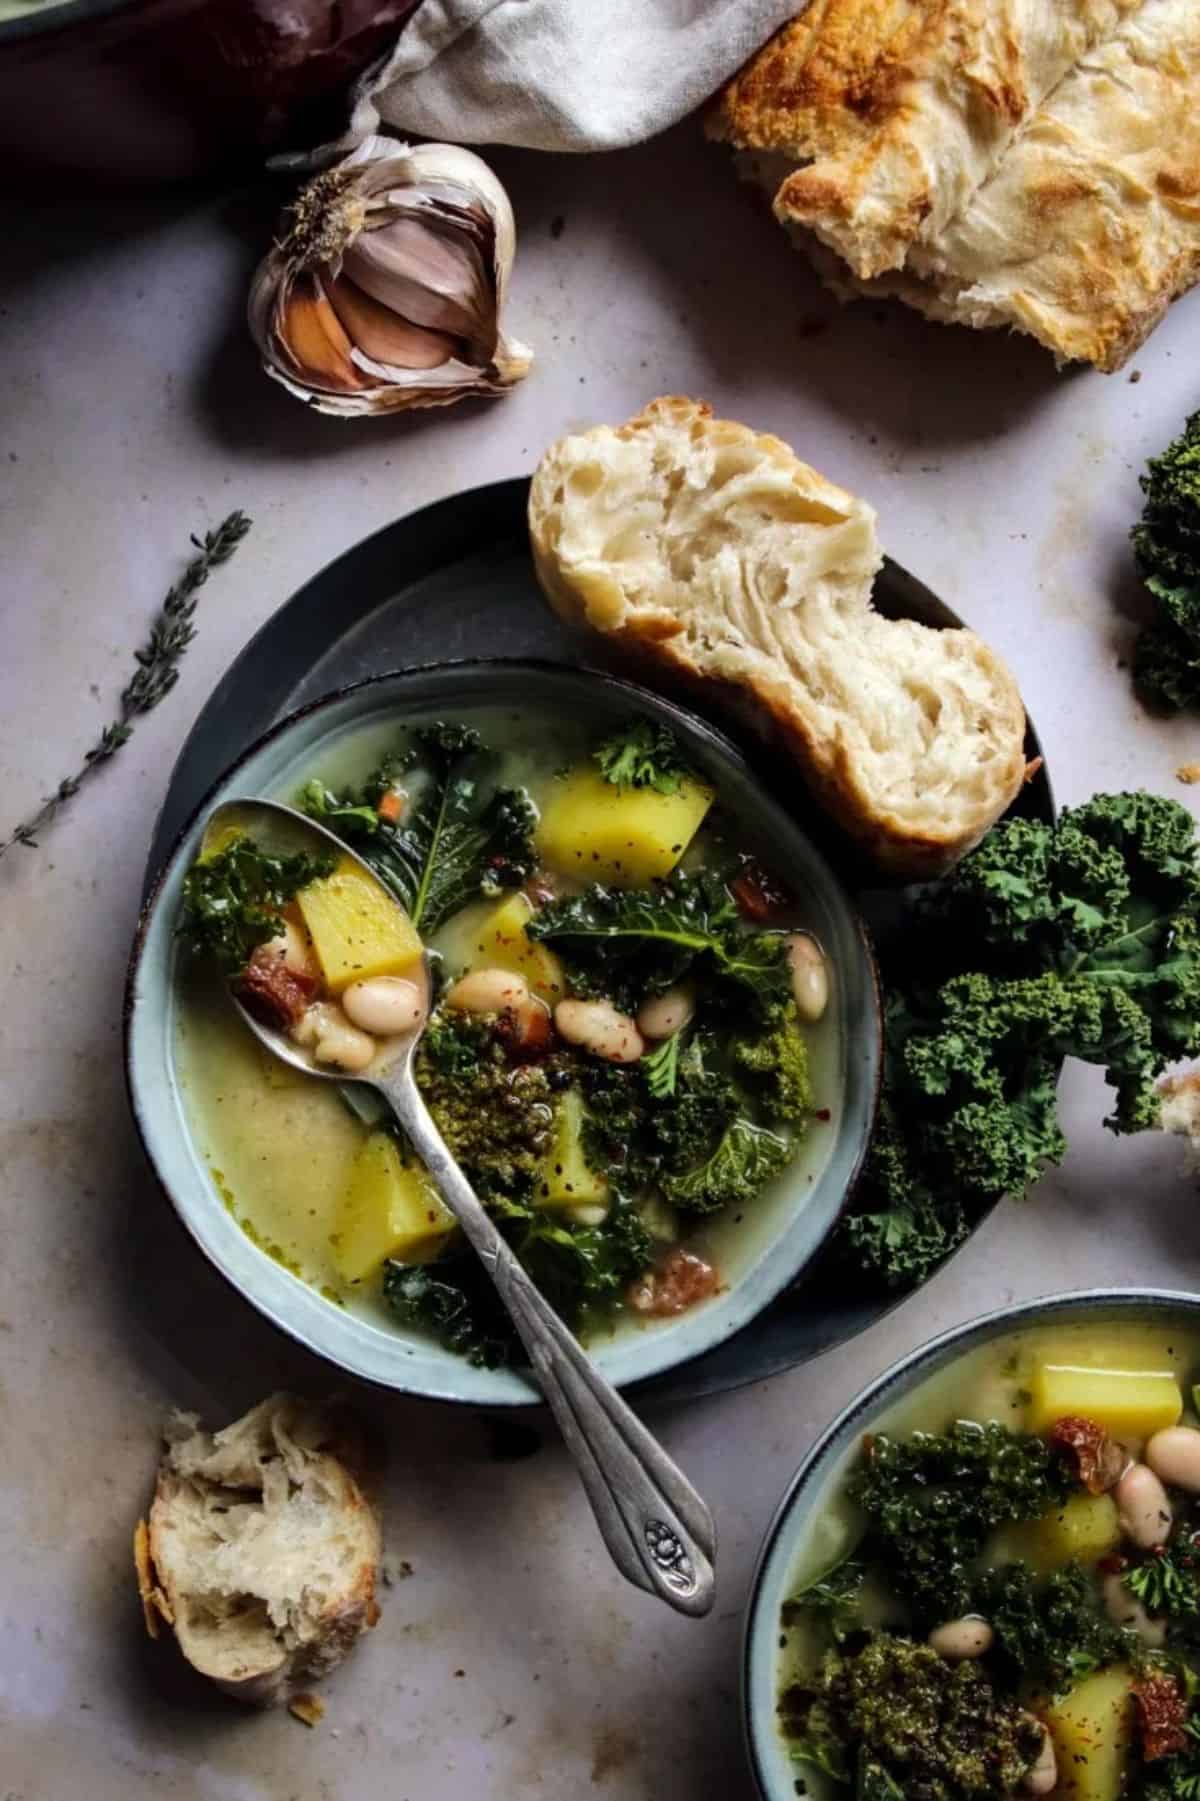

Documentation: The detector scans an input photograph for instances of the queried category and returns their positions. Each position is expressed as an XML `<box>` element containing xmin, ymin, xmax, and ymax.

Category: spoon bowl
<box><xmin>196</xmin><ymin>796</ymin><xmax>717</xmax><ymax>1616</ymax></box>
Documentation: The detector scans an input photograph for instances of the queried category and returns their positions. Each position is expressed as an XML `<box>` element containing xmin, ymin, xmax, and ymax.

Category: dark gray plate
<box><xmin>144</xmin><ymin>477</ymin><xmax>1053</xmax><ymax>1406</ymax></box>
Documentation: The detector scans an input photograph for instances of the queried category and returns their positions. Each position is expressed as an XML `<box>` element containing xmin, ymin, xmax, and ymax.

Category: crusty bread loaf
<box><xmin>135</xmin><ymin>1393</ymin><xmax>381</xmax><ymax>1705</ymax></box>
<box><xmin>528</xmin><ymin>398</ymin><xmax>1027</xmax><ymax>877</ymax></box>
<box><xmin>709</xmin><ymin>0</ymin><xmax>1135</xmax><ymax>283</ymax></box>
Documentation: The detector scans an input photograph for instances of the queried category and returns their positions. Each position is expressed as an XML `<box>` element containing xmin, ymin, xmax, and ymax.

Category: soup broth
<box><xmin>175</xmin><ymin>706</ymin><xmax>843</xmax><ymax>1365</ymax></box>
<box><xmin>776</xmin><ymin>1312</ymin><xmax>1200</xmax><ymax>1801</ymax></box>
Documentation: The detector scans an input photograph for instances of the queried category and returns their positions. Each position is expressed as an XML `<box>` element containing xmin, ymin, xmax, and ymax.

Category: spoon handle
<box><xmin>379</xmin><ymin>1069</ymin><xmax>716</xmax><ymax>1617</ymax></box>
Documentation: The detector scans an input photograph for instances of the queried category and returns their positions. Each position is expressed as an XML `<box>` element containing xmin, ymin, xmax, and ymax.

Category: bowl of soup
<box><xmin>745</xmin><ymin>1289</ymin><xmax>1200</xmax><ymax>1801</ymax></box>
<box><xmin>126</xmin><ymin>661</ymin><xmax>881</xmax><ymax>1405</ymax></box>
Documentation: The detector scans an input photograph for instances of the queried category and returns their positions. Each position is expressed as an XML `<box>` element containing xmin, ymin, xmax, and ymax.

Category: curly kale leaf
<box><xmin>780</xmin><ymin>1635</ymin><xmax>1041</xmax><ymax>1801</ymax></box>
<box><xmin>850</xmin><ymin>1423</ymin><xmax>1072</xmax><ymax>1624</ymax></box>
<box><xmin>527</xmin><ymin>870</ymin><xmax>791</xmax><ymax>1012</ymax></box>
<box><xmin>593</xmin><ymin>719</ymin><xmax>695</xmax><ymax>794</ymax></box>
<box><xmin>1132</xmin><ymin>411</ymin><xmax>1200</xmax><ymax>713</ymax></box>
<box><xmin>178</xmin><ymin>834</ymin><xmax>335</xmax><ymax>974</ymax></box>
<box><xmin>582</xmin><ymin>1031</ymin><xmax>788</xmax><ymax>1216</ymax></box>
<box><xmin>1125</xmin><ymin>1531</ymin><xmax>1200</xmax><ymax>1621</ymax></box>
<box><xmin>975</xmin><ymin>1563</ymin><xmax>1128</xmax><ymax>1695</ymax></box>
<box><xmin>841</xmin><ymin>1099</ymin><xmax>972</xmax><ymax>1290</ymax></box>
<box><xmin>382</xmin><ymin>1189</ymin><xmax>652</xmax><ymax>1367</ymax></box>
<box><xmin>641</xmin><ymin>1029</ymin><xmax>683</xmax><ymax>1099</ymax></box>
<box><xmin>733</xmin><ymin>1003</ymin><xmax>813</xmax><ymax>1124</ymax></box>
<box><xmin>664</xmin><ymin>1116</ymin><xmax>790</xmax><ymax>1214</ymax></box>
<box><xmin>301</xmin><ymin>723</ymin><xmax>536</xmax><ymax>932</ymax></box>
<box><xmin>842</xmin><ymin>794</ymin><xmax>1200</xmax><ymax>1292</ymax></box>
<box><xmin>782</xmin><ymin>1557</ymin><xmax>867</xmax><ymax>1645</ymax></box>
<box><xmin>383</xmin><ymin>1261</ymin><xmax>516</xmax><ymax>1368</ymax></box>
<box><xmin>414</xmin><ymin>1014</ymin><xmax>561</xmax><ymax>1199</ymax></box>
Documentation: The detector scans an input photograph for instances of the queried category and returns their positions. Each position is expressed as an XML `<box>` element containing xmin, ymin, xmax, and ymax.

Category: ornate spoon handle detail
<box><xmin>380</xmin><ymin>1067</ymin><xmax>717</xmax><ymax>1617</ymax></box>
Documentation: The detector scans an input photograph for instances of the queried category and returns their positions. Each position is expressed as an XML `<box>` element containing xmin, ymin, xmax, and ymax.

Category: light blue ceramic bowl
<box><xmin>743</xmin><ymin>1288</ymin><xmax>1200</xmax><ymax>1801</ymax></box>
<box><xmin>125</xmin><ymin>661</ymin><xmax>882</xmax><ymax>1406</ymax></box>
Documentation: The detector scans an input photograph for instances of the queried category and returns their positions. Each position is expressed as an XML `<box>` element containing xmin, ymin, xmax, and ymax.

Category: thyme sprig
<box><xmin>0</xmin><ymin>511</ymin><xmax>252</xmax><ymax>861</ymax></box>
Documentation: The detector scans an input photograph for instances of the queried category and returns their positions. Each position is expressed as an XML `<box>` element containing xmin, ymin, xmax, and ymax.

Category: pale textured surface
<box><xmin>1</xmin><ymin>124</ymin><xmax>1199</xmax><ymax>1800</ymax></box>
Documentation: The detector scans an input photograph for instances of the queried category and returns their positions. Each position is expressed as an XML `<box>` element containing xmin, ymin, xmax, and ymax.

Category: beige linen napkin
<box><xmin>332</xmin><ymin>0</ymin><xmax>803</xmax><ymax>153</ymax></box>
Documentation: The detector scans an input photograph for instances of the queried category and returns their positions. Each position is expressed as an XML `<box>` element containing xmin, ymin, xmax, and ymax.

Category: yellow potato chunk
<box><xmin>296</xmin><ymin>858</ymin><xmax>422</xmax><ymax>994</ymax></box>
<box><xmin>1007</xmin><ymin>1493</ymin><xmax>1121</xmax><ymax>1574</ymax></box>
<box><xmin>1027</xmin><ymin>1362</ymin><xmax>1182</xmax><ymax>1442</ymax></box>
<box><xmin>535</xmin><ymin>1090</ymin><xmax>608</xmax><ymax>1211</ymax></box>
<box><xmin>535</xmin><ymin>767</ymin><xmax>713</xmax><ymax>887</ymax></box>
<box><xmin>468</xmin><ymin>892</ymin><xmax>566</xmax><ymax>1003</ymax></box>
<box><xmin>1043</xmin><ymin>1666</ymin><xmax>1134</xmax><ymax>1801</ymax></box>
<box><xmin>332</xmin><ymin>1132</ymin><xmax>455</xmax><ymax>1281</ymax></box>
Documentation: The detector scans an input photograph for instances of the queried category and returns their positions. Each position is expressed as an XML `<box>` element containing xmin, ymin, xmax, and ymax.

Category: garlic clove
<box><xmin>342</xmin><ymin>218</ymin><xmax>491</xmax><ymax>345</ymax></box>
<box><xmin>275</xmin><ymin>275</ymin><xmax>366</xmax><ymax>393</ymax></box>
<box><xmin>322</xmin><ymin>273</ymin><xmax>457</xmax><ymax>371</ymax></box>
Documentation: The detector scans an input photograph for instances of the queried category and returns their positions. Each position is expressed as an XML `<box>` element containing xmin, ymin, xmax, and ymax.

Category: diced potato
<box><xmin>332</xmin><ymin>1132</ymin><xmax>455</xmax><ymax>1281</ymax></box>
<box><xmin>1006</xmin><ymin>1493</ymin><xmax>1121</xmax><ymax>1574</ymax></box>
<box><xmin>535</xmin><ymin>767</ymin><xmax>713</xmax><ymax>887</ymax></box>
<box><xmin>1027</xmin><ymin>1362</ymin><xmax>1182</xmax><ymax>1442</ymax></box>
<box><xmin>535</xmin><ymin>1090</ymin><xmax>608</xmax><ymax>1211</ymax></box>
<box><xmin>296</xmin><ymin>858</ymin><xmax>422</xmax><ymax>994</ymax></box>
<box><xmin>467</xmin><ymin>892</ymin><xmax>566</xmax><ymax>1003</ymax></box>
<box><xmin>1042</xmin><ymin>1666</ymin><xmax>1134</xmax><ymax>1801</ymax></box>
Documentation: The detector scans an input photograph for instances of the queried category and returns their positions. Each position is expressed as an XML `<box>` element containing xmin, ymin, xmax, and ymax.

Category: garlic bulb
<box><xmin>248</xmin><ymin>136</ymin><xmax>533</xmax><ymax>416</ymax></box>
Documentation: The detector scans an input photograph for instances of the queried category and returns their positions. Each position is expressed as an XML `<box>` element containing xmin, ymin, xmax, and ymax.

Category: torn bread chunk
<box><xmin>1162</xmin><ymin>1072</ymin><xmax>1200</xmax><ymax>1171</ymax></box>
<box><xmin>528</xmin><ymin>397</ymin><xmax>1027</xmax><ymax>878</ymax></box>
<box><xmin>138</xmin><ymin>1393</ymin><xmax>381</xmax><ymax>1705</ymax></box>
<box><xmin>708</xmin><ymin>0</ymin><xmax>1140</xmax><ymax>280</ymax></box>
<box><xmin>850</xmin><ymin>0</ymin><xmax>1200</xmax><ymax>371</ymax></box>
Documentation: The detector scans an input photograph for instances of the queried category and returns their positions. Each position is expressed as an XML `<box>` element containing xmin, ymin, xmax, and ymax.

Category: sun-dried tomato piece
<box><xmin>236</xmin><ymin>943</ymin><xmax>318</xmax><ymax>1032</ymax></box>
<box><xmin>628</xmin><ymin>1249</ymin><xmax>720</xmax><ymax>1318</ymax></box>
<box><xmin>1051</xmin><ymin>1415</ymin><xmax>1126</xmax><ymax>1494</ymax></box>
<box><xmin>1134</xmin><ymin>1675</ymin><xmax>1190</xmax><ymax>1761</ymax></box>
<box><xmin>730</xmin><ymin>863</ymin><xmax>792</xmax><ymax>923</ymax></box>
<box><xmin>495</xmin><ymin>999</ymin><xmax>554</xmax><ymax>1059</ymax></box>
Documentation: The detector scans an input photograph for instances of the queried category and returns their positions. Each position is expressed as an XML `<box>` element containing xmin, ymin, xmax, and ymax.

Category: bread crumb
<box><xmin>289</xmin><ymin>1693</ymin><xmax>326</xmax><ymax>1728</ymax></box>
<box><xmin>1177</xmin><ymin>763</ymin><xmax>1200</xmax><ymax>785</ymax></box>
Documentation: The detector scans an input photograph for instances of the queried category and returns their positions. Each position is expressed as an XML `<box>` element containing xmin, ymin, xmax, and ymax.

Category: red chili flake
<box><xmin>814</xmin><ymin>1108</ymin><xmax>832</xmax><ymax>1122</ymax></box>
<box><xmin>731</xmin><ymin>864</ymin><xmax>793</xmax><ymax>922</ymax></box>
<box><xmin>1133</xmin><ymin>1675</ymin><xmax>1189</xmax><ymax>1761</ymax></box>
<box><xmin>1097</xmin><ymin>1552</ymin><xmax>1128</xmax><ymax>1576</ymax></box>
<box><xmin>1050</xmin><ymin>1415</ymin><xmax>1126</xmax><ymax>1494</ymax></box>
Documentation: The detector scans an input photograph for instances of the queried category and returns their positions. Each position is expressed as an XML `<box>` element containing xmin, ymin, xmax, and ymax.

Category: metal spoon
<box><xmin>202</xmin><ymin>797</ymin><xmax>716</xmax><ymax>1617</ymax></box>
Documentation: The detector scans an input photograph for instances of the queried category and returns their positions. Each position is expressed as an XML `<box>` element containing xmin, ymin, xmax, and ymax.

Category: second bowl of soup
<box><xmin>746</xmin><ymin>1290</ymin><xmax>1200</xmax><ymax>1801</ymax></box>
<box><xmin>127</xmin><ymin>662</ymin><xmax>881</xmax><ymax>1405</ymax></box>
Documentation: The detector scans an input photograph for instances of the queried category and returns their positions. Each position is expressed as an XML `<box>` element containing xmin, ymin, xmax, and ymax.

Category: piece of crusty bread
<box><xmin>709</xmin><ymin>0</ymin><xmax>1135</xmax><ymax>283</ymax></box>
<box><xmin>136</xmin><ymin>1393</ymin><xmax>381</xmax><ymax>1706</ymax></box>
<box><xmin>528</xmin><ymin>398</ymin><xmax>1027</xmax><ymax>878</ymax></box>
<box><xmin>832</xmin><ymin>0</ymin><xmax>1200</xmax><ymax>373</ymax></box>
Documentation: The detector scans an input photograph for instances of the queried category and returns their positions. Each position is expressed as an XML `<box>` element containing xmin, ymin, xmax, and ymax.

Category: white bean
<box><xmin>261</xmin><ymin>920</ymin><xmax>318</xmax><ymax>981</ymax></box>
<box><xmin>445</xmin><ymin>967</ymin><xmax>531</xmax><ymax>1015</ymax></box>
<box><xmin>1021</xmin><ymin>1722</ymin><xmax>1057</xmax><ymax>1797</ymax></box>
<box><xmin>928</xmin><ymin>1617</ymin><xmax>994</xmax><ymax>1661</ymax></box>
<box><xmin>313</xmin><ymin>1015</ymin><xmax>377</xmax><ymax>1072</ymax></box>
<box><xmin>784</xmin><ymin>933</ymin><xmax>830</xmax><ymax>1023</ymax></box>
<box><xmin>1117</xmin><ymin>1461</ymin><xmax>1173</xmax><ymax>1550</ymax></box>
<box><xmin>342</xmin><ymin>976</ymin><xmax>425</xmax><ymax>1037</ymax></box>
<box><xmin>1146</xmin><ymin>1425</ymin><xmax>1200</xmax><ymax>1493</ymax></box>
<box><xmin>291</xmin><ymin>1002</ymin><xmax>333</xmax><ymax>1046</ymax></box>
<box><xmin>1101</xmin><ymin>1571</ymin><xmax>1167</xmax><ymax>1648</ymax></box>
<box><xmin>636</xmin><ymin>985</ymin><xmax>694</xmax><ymax>1041</ymax></box>
<box><xmin>554</xmin><ymin>998</ymin><xmax>645</xmax><ymax>1064</ymax></box>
